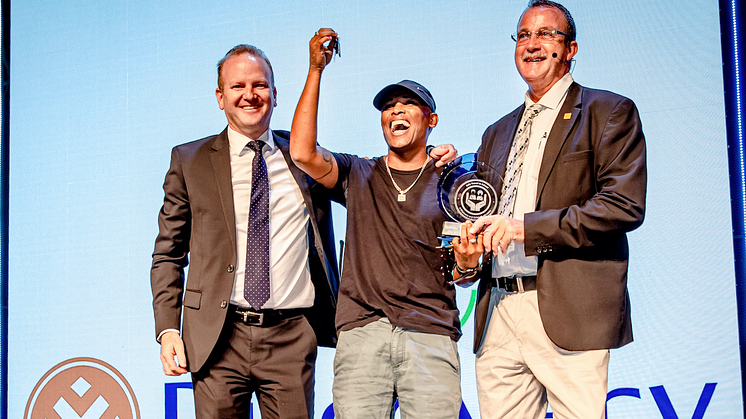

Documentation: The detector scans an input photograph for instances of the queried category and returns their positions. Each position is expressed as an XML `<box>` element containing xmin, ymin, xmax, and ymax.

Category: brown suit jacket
<box><xmin>474</xmin><ymin>82</ymin><xmax>647</xmax><ymax>352</ymax></box>
<box><xmin>151</xmin><ymin>129</ymin><xmax>340</xmax><ymax>373</ymax></box>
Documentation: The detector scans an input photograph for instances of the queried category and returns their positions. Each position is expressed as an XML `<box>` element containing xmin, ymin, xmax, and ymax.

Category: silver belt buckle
<box><xmin>240</xmin><ymin>310</ymin><xmax>264</xmax><ymax>325</ymax></box>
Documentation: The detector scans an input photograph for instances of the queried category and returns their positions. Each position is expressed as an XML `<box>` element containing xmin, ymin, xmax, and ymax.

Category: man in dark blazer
<box><xmin>451</xmin><ymin>1</ymin><xmax>646</xmax><ymax>418</ymax></box>
<box><xmin>150</xmin><ymin>44</ymin><xmax>339</xmax><ymax>419</ymax></box>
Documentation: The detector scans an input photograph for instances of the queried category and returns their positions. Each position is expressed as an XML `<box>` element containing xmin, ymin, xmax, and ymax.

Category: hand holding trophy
<box><xmin>437</xmin><ymin>153</ymin><xmax>499</xmax><ymax>285</ymax></box>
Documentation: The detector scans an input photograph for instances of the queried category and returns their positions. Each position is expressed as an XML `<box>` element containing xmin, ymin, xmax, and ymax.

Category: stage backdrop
<box><xmin>8</xmin><ymin>0</ymin><xmax>741</xmax><ymax>418</ymax></box>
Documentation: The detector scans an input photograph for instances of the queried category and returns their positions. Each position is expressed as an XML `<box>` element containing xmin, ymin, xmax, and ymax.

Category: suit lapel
<box><xmin>491</xmin><ymin>106</ymin><xmax>524</xmax><ymax>188</ymax></box>
<box><xmin>273</xmin><ymin>130</ymin><xmax>338</xmax><ymax>297</ymax></box>
<box><xmin>273</xmin><ymin>131</ymin><xmax>313</xmax><ymax>204</ymax></box>
<box><xmin>274</xmin><ymin>130</ymin><xmax>322</xmax><ymax>236</ymax></box>
<box><xmin>536</xmin><ymin>83</ymin><xmax>582</xmax><ymax>206</ymax></box>
<box><xmin>209</xmin><ymin>128</ymin><xmax>237</xmax><ymax>251</ymax></box>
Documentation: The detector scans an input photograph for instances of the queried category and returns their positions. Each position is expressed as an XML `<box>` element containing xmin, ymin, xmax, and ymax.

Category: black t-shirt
<box><xmin>334</xmin><ymin>153</ymin><xmax>461</xmax><ymax>341</ymax></box>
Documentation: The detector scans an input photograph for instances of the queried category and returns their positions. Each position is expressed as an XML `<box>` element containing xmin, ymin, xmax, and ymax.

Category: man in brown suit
<box><xmin>451</xmin><ymin>1</ymin><xmax>646</xmax><ymax>418</ymax></box>
<box><xmin>150</xmin><ymin>45</ymin><xmax>340</xmax><ymax>419</ymax></box>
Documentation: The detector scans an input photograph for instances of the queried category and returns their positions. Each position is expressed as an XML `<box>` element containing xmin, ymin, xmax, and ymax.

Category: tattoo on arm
<box><xmin>313</xmin><ymin>149</ymin><xmax>335</xmax><ymax>181</ymax></box>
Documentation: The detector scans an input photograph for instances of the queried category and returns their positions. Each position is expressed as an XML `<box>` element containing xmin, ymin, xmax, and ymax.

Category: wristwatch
<box><xmin>455</xmin><ymin>263</ymin><xmax>481</xmax><ymax>280</ymax></box>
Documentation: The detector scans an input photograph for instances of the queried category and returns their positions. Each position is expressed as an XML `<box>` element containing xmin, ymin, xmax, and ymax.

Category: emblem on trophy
<box><xmin>437</xmin><ymin>153</ymin><xmax>499</xmax><ymax>239</ymax></box>
<box><xmin>436</xmin><ymin>153</ymin><xmax>499</xmax><ymax>279</ymax></box>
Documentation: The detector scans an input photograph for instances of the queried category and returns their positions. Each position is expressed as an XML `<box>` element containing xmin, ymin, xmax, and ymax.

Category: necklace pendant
<box><xmin>397</xmin><ymin>193</ymin><xmax>407</xmax><ymax>202</ymax></box>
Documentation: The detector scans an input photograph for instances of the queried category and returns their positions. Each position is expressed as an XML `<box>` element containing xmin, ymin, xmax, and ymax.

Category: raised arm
<box><xmin>290</xmin><ymin>28</ymin><xmax>340</xmax><ymax>189</ymax></box>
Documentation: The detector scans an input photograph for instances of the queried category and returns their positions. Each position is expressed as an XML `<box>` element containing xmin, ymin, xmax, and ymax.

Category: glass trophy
<box><xmin>437</xmin><ymin>153</ymin><xmax>498</xmax><ymax>243</ymax></box>
<box><xmin>436</xmin><ymin>153</ymin><xmax>498</xmax><ymax>280</ymax></box>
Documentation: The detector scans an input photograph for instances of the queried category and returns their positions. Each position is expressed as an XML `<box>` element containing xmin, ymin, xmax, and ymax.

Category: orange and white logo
<box><xmin>24</xmin><ymin>357</ymin><xmax>140</xmax><ymax>419</ymax></box>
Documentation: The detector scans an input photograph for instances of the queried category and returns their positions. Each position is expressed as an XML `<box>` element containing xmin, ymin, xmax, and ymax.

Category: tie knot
<box><xmin>527</xmin><ymin>104</ymin><xmax>543</xmax><ymax>119</ymax></box>
<box><xmin>247</xmin><ymin>140</ymin><xmax>265</xmax><ymax>153</ymax></box>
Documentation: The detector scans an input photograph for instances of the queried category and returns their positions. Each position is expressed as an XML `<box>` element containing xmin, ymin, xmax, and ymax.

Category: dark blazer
<box><xmin>151</xmin><ymin>129</ymin><xmax>340</xmax><ymax>373</ymax></box>
<box><xmin>474</xmin><ymin>82</ymin><xmax>646</xmax><ymax>353</ymax></box>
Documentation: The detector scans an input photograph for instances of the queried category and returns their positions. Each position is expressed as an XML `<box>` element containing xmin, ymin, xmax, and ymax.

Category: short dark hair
<box><xmin>524</xmin><ymin>0</ymin><xmax>576</xmax><ymax>43</ymax></box>
<box><xmin>216</xmin><ymin>44</ymin><xmax>275</xmax><ymax>91</ymax></box>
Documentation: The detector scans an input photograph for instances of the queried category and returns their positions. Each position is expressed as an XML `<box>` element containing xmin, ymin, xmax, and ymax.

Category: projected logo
<box><xmin>24</xmin><ymin>357</ymin><xmax>140</xmax><ymax>419</ymax></box>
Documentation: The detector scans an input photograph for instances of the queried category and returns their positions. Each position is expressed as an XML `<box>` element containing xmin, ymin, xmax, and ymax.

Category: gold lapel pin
<box><xmin>563</xmin><ymin>113</ymin><xmax>571</xmax><ymax>120</ymax></box>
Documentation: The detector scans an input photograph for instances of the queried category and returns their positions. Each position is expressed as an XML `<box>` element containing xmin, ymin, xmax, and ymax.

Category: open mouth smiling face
<box><xmin>379</xmin><ymin>93</ymin><xmax>435</xmax><ymax>151</ymax></box>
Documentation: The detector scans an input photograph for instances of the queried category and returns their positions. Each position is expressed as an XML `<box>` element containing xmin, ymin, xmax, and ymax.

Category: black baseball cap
<box><xmin>373</xmin><ymin>80</ymin><xmax>436</xmax><ymax>112</ymax></box>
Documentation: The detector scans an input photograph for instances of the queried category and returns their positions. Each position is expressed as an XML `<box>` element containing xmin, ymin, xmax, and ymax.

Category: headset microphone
<box><xmin>552</xmin><ymin>53</ymin><xmax>558</xmax><ymax>58</ymax></box>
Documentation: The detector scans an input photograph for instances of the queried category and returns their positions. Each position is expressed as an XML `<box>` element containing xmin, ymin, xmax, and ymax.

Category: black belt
<box><xmin>491</xmin><ymin>275</ymin><xmax>537</xmax><ymax>293</ymax></box>
<box><xmin>229</xmin><ymin>305</ymin><xmax>308</xmax><ymax>326</ymax></box>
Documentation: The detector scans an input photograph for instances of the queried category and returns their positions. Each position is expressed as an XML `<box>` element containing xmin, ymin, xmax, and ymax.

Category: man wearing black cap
<box><xmin>290</xmin><ymin>28</ymin><xmax>462</xmax><ymax>418</ymax></box>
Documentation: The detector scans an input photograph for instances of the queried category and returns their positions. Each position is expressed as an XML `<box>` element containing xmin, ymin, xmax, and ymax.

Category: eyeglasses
<box><xmin>511</xmin><ymin>28</ymin><xmax>569</xmax><ymax>44</ymax></box>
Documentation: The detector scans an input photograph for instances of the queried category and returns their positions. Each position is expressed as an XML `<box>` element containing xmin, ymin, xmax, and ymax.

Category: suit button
<box><xmin>221</xmin><ymin>301</ymin><xmax>228</xmax><ymax>309</ymax></box>
<box><xmin>227</xmin><ymin>265</ymin><xmax>235</xmax><ymax>273</ymax></box>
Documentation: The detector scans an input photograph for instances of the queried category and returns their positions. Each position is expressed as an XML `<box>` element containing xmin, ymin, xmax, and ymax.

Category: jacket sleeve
<box><xmin>150</xmin><ymin>146</ymin><xmax>191</xmax><ymax>339</ymax></box>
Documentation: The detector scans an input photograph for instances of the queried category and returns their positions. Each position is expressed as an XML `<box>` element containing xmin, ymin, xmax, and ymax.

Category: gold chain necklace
<box><xmin>384</xmin><ymin>156</ymin><xmax>430</xmax><ymax>202</ymax></box>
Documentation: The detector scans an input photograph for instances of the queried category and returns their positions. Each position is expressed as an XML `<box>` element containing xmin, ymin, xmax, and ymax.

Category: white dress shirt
<box><xmin>493</xmin><ymin>74</ymin><xmax>574</xmax><ymax>278</ymax></box>
<box><xmin>227</xmin><ymin>127</ymin><xmax>314</xmax><ymax>309</ymax></box>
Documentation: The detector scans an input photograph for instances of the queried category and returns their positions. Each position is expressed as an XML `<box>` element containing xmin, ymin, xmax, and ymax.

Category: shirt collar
<box><xmin>227</xmin><ymin>126</ymin><xmax>275</xmax><ymax>155</ymax></box>
<box><xmin>524</xmin><ymin>73</ymin><xmax>574</xmax><ymax>111</ymax></box>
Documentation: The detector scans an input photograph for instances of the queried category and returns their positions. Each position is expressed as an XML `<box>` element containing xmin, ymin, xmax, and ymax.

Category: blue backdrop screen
<box><xmin>8</xmin><ymin>1</ymin><xmax>741</xmax><ymax>418</ymax></box>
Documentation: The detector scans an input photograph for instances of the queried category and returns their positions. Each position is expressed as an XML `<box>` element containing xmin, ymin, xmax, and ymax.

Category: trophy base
<box><xmin>441</xmin><ymin>221</ymin><xmax>462</xmax><ymax>237</ymax></box>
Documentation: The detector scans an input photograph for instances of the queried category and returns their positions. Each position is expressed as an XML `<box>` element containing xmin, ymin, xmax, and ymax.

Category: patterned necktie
<box><xmin>244</xmin><ymin>140</ymin><xmax>270</xmax><ymax>309</ymax></box>
<box><xmin>498</xmin><ymin>104</ymin><xmax>543</xmax><ymax>217</ymax></box>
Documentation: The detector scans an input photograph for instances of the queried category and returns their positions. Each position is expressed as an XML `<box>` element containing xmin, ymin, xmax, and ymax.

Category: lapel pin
<box><xmin>563</xmin><ymin>113</ymin><xmax>571</xmax><ymax>120</ymax></box>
